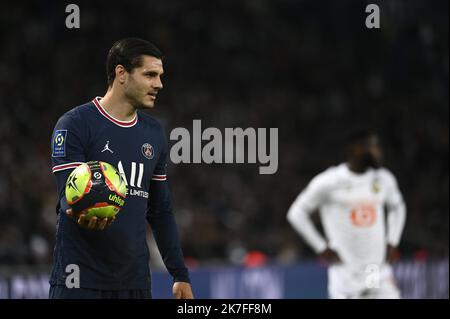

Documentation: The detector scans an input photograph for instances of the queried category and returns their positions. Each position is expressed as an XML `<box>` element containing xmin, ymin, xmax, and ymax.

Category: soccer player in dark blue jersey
<box><xmin>49</xmin><ymin>38</ymin><xmax>193</xmax><ymax>299</ymax></box>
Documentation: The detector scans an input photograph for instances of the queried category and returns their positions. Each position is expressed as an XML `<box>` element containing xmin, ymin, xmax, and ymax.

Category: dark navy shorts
<box><xmin>49</xmin><ymin>284</ymin><xmax>152</xmax><ymax>299</ymax></box>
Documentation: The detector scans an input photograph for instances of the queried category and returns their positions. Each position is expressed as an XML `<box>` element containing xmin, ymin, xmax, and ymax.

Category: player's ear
<box><xmin>115</xmin><ymin>65</ymin><xmax>127</xmax><ymax>84</ymax></box>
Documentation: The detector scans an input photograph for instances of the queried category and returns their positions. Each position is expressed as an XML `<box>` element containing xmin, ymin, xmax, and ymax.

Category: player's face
<box><xmin>356</xmin><ymin>135</ymin><xmax>383</xmax><ymax>168</ymax></box>
<box><xmin>124</xmin><ymin>55</ymin><xmax>164</xmax><ymax>109</ymax></box>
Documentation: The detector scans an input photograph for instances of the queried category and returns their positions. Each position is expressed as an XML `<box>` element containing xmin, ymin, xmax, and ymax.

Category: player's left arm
<box><xmin>384</xmin><ymin>170</ymin><xmax>407</xmax><ymax>263</ymax></box>
<box><xmin>146</xmin><ymin>137</ymin><xmax>193</xmax><ymax>299</ymax></box>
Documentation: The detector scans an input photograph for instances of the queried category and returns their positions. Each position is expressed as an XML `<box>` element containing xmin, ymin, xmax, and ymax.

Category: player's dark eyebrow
<box><xmin>143</xmin><ymin>70</ymin><xmax>164</xmax><ymax>76</ymax></box>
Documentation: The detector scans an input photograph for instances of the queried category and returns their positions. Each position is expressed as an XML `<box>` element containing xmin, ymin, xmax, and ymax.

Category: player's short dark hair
<box><xmin>106</xmin><ymin>38</ymin><xmax>163</xmax><ymax>86</ymax></box>
<box><xmin>345</xmin><ymin>126</ymin><xmax>378</xmax><ymax>147</ymax></box>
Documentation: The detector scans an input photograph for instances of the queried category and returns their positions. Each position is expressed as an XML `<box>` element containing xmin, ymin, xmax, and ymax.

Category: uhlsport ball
<box><xmin>65</xmin><ymin>161</ymin><xmax>127</xmax><ymax>219</ymax></box>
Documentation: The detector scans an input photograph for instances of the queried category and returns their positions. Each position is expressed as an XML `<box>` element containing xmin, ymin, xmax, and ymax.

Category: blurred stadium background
<box><xmin>0</xmin><ymin>0</ymin><xmax>448</xmax><ymax>298</ymax></box>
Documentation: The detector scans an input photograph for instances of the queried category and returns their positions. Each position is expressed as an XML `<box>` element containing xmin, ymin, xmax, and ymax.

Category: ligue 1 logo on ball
<box><xmin>142</xmin><ymin>143</ymin><xmax>154</xmax><ymax>159</ymax></box>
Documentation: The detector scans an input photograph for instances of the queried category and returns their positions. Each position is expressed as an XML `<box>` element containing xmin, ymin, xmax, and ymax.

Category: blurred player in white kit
<box><xmin>287</xmin><ymin>128</ymin><xmax>406</xmax><ymax>299</ymax></box>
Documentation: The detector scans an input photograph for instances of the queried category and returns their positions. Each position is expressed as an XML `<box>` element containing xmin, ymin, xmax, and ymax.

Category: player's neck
<box><xmin>347</xmin><ymin>161</ymin><xmax>368</xmax><ymax>174</ymax></box>
<box><xmin>100</xmin><ymin>91</ymin><xmax>137</xmax><ymax>121</ymax></box>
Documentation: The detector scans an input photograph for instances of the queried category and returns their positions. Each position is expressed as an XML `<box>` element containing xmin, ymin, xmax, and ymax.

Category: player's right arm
<box><xmin>50</xmin><ymin>111</ymin><xmax>112</xmax><ymax>230</ymax></box>
<box><xmin>287</xmin><ymin>172</ymin><xmax>341</xmax><ymax>263</ymax></box>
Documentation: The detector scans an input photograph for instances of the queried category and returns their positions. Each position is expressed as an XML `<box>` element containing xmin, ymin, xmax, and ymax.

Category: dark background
<box><xmin>0</xmin><ymin>0</ymin><xmax>448</xmax><ymax>269</ymax></box>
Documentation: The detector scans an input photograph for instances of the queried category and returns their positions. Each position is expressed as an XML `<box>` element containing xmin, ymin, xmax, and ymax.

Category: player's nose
<box><xmin>153</xmin><ymin>77</ymin><xmax>163</xmax><ymax>90</ymax></box>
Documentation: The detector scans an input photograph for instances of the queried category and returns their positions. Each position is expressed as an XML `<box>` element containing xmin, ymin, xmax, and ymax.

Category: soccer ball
<box><xmin>65</xmin><ymin>161</ymin><xmax>127</xmax><ymax>219</ymax></box>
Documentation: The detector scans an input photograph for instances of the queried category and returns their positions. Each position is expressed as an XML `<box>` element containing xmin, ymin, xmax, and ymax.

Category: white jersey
<box><xmin>287</xmin><ymin>163</ymin><xmax>406</xmax><ymax>297</ymax></box>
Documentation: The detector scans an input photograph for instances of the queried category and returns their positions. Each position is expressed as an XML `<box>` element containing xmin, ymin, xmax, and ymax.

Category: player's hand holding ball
<box><xmin>66</xmin><ymin>208</ymin><xmax>115</xmax><ymax>230</ymax></box>
<box><xmin>65</xmin><ymin>161</ymin><xmax>127</xmax><ymax>230</ymax></box>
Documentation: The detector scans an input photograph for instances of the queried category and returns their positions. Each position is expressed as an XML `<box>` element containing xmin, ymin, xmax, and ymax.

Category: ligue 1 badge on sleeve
<box><xmin>52</xmin><ymin>129</ymin><xmax>67</xmax><ymax>157</ymax></box>
<box><xmin>142</xmin><ymin>143</ymin><xmax>154</xmax><ymax>159</ymax></box>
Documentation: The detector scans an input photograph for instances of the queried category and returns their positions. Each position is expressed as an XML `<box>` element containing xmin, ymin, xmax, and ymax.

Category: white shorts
<box><xmin>328</xmin><ymin>263</ymin><xmax>401</xmax><ymax>299</ymax></box>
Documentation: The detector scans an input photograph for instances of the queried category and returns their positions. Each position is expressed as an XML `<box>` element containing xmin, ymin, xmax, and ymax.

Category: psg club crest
<box><xmin>142</xmin><ymin>143</ymin><xmax>154</xmax><ymax>159</ymax></box>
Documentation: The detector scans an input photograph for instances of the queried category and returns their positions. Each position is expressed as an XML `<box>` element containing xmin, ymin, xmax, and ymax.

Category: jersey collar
<box><xmin>92</xmin><ymin>96</ymin><xmax>138</xmax><ymax>128</ymax></box>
